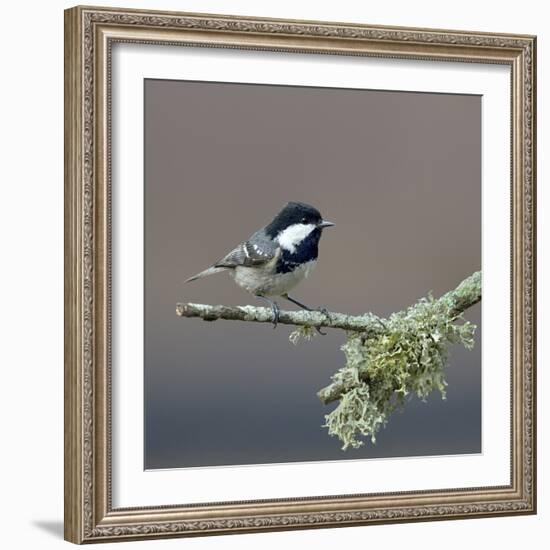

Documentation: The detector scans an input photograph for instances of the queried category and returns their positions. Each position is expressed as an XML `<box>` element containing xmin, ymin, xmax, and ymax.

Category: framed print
<box><xmin>64</xmin><ymin>5</ymin><xmax>537</xmax><ymax>544</ymax></box>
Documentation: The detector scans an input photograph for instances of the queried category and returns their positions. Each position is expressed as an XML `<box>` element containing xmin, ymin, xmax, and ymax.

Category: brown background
<box><xmin>144</xmin><ymin>78</ymin><xmax>481</xmax><ymax>469</ymax></box>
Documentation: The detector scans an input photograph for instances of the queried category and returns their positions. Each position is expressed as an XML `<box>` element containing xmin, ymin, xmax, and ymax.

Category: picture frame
<box><xmin>64</xmin><ymin>5</ymin><xmax>536</xmax><ymax>544</ymax></box>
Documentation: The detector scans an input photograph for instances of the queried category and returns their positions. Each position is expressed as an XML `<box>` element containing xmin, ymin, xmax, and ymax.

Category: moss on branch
<box><xmin>318</xmin><ymin>271</ymin><xmax>481</xmax><ymax>405</ymax></box>
<box><xmin>319</xmin><ymin>271</ymin><xmax>481</xmax><ymax>450</ymax></box>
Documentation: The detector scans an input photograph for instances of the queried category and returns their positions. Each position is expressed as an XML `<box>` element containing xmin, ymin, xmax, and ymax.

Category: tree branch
<box><xmin>177</xmin><ymin>272</ymin><xmax>480</xmax><ymax>334</ymax></box>
<box><xmin>176</xmin><ymin>302</ymin><xmax>387</xmax><ymax>335</ymax></box>
<box><xmin>176</xmin><ymin>271</ymin><xmax>481</xmax><ymax>409</ymax></box>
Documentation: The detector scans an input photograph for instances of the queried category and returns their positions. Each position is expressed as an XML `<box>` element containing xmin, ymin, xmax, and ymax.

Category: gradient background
<box><xmin>144</xmin><ymin>79</ymin><xmax>481</xmax><ymax>469</ymax></box>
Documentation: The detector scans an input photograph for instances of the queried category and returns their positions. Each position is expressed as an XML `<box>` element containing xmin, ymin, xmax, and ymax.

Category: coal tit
<box><xmin>186</xmin><ymin>201</ymin><xmax>334</xmax><ymax>329</ymax></box>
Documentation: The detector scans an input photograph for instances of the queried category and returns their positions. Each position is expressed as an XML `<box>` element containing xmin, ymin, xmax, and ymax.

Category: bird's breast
<box><xmin>232</xmin><ymin>259</ymin><xmax>316</xmax><ymax>297</ymax></box>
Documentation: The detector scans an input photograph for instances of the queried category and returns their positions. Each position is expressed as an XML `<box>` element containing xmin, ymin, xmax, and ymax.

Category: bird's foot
<box><xmin>271</xmin><ymin>301</ymin><xmax>280</xmax><ymax>329</ymax></box>
<box><xmin>257</xmin><ymin>296</ymin><xmax>280</xmax><ymax>329</ymax></box>
<box><xmin>311</xmin><ymin>307</ymin><xmax>330</xmax><ymax>336</ymax></box>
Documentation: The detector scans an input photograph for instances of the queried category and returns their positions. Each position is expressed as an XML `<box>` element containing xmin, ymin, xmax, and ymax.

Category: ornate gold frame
<box><xmin>64</xmin><ymin>5</ymin><xmax>536</xmax><ymax>544</ymax></box>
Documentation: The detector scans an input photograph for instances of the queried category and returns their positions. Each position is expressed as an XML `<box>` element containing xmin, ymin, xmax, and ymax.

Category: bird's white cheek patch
<box><xmin>277</xmin><ymin>223</ymin><xmax>316</xmax><ymax>253</ymax></box>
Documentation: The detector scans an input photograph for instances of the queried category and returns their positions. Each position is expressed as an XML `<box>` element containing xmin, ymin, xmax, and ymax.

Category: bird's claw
<box><xmin>257</xmin><ymin>296</ymin><xmax>280</xmax><ymax>329</ymax></box>
<box><xmin>271</xmin><ymin>301</ymin><xmax>280</xmax><ymax>329</ymax></box>
<box><xmin>314</xmin><ymin>307</ymin><xmax>330</xmax><ymax>336</ymax></box>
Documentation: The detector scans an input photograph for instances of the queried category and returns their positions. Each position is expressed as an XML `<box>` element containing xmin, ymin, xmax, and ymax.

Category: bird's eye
<box><xmin>301</xmin><ymin>217</ymin><xmax>307</xmax><ymax>223</ymax></box>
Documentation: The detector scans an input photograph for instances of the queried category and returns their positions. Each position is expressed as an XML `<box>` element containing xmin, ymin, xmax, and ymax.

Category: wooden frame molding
<box><xmin>64</xmin><ymin>5</ymin><xmax>536</xmax><ymax>544</ymax></box>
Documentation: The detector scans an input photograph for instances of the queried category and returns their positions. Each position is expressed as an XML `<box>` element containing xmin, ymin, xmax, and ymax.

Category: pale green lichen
<box><xmin>323</xmin><ymin>293</ymin><xmax>477</xmax><ymax>450</ymax></box>
<box><xmin>289</xmin><ymin>325</ymin><xmax>318</xmax><ymax>345</ymax></box>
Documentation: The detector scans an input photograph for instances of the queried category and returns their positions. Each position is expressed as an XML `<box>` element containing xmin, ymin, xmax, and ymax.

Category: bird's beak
<box><xmin>318</xmin><ymin>220</ymin><xmax>335</xmax><ymax>228</ymax></box>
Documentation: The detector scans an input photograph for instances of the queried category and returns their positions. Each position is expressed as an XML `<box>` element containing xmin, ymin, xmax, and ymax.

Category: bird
<box><xmin>185</xmin><ymin>201</ymin><xmax>334</xmax><ymax>331</ymax></box>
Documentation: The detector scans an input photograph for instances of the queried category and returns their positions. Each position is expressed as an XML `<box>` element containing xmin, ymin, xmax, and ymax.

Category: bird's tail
<box><xmin>184</xmin><ymin>266</ymin><xmax>227</xmax><ymax>283</ymax></box>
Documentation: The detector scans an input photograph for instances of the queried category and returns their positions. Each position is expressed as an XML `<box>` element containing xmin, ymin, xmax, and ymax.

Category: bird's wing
<box><xmin>215</xmin><ymin>234</ymin><xmax>278</xmax><ymax>268</ymax></box>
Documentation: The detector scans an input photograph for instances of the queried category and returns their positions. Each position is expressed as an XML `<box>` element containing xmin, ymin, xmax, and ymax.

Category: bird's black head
<box><xmin>265</xmin><ymin>202</ymin><xmax>333</xmax><ymax>238</ymax></box>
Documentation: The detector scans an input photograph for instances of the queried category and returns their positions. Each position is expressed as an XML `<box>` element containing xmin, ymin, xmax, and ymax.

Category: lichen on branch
<box><xmin>317</xmin><ymin>271</ymin><xmax>481</xmax><ymax>404</ymax></box>
<box><xmin>322</xmin><ymin>290</ymin><xmax>477</xmax><ymax>450</ymax></box>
